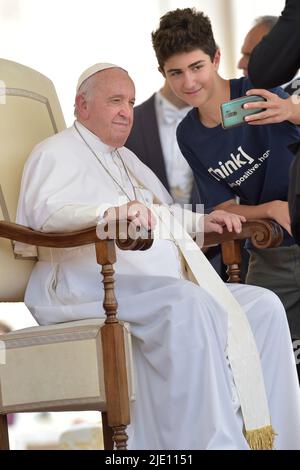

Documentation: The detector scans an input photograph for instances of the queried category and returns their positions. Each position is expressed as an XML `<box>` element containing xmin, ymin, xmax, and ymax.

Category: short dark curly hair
<box><xmin>152</xmin><ymin>8</ymin><xmax>217</xmax><ymax>69</ymax></box>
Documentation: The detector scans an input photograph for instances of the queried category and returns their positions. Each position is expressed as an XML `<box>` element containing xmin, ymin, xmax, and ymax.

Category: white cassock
<box><xmin>16</xmin><ymin>122</ymin><xmax>300</xmax><ymax>450</ymax></box>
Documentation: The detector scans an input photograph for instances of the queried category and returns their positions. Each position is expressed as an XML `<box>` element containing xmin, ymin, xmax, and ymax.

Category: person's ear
<box><xmin>75</xmin><ymin>94</ymin><xmax>89</xmax><ymax>120</ymax></box>
<box><xmin>213</xmin><ymin>49</ymin><xmax>221</xmax><ymax>70</ymax></box>
<box><xmin>158</xmin><ymin>66</ymin><xmax>166</xmax><ymax>78</ymax></box>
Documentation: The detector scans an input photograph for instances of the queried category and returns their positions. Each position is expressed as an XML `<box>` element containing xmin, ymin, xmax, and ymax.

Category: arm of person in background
<box><xmin>248</xmin><ymin>0</ymin><xmax>300</xmax><ymax>88</ymax></box>
<box><xmin>213</xmin><ymin>198</ymin><xmax>291</xmax><ymax>236</ymax></box>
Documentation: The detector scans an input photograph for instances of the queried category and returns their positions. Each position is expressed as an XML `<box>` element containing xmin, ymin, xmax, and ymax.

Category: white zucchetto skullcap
<box><xmin>76</xmin><ymin>63</ymin><xmax>126</xmax><ymax>92</ymax></box>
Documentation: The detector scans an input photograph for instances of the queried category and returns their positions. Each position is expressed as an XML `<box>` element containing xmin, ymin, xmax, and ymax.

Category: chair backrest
<box><xmin>0</xmin><ymin>59</ymin><xmax>66</xmax><ymax>301</ymax></box>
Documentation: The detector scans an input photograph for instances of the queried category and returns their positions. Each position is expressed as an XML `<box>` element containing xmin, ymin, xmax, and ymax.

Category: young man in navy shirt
<box><xmin>152</xmin><ymin>7</ymin><xmax>300</xmax><ymax>346</ymax></box>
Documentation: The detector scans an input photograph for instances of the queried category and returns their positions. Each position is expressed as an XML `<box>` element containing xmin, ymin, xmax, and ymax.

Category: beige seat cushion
<box><xmin>0</xmin><ymin>319</ymin><xmax>134</xmax><ymax>413</ymax></box>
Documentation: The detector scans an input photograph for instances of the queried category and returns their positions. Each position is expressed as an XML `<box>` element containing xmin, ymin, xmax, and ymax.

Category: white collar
<box><xmin>73</xmin><ymin>121</ymin><xmax>115</xmax><ymax>155</ymax></box>
<box><xmin>155</xmin><ymin>91</ymin><xmax>191</xmax><ymax>119</ymax></box>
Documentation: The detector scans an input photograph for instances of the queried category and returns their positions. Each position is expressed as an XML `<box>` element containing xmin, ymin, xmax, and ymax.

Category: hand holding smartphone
<box><xmin>220</xmin><ymin>95</ymin><xmax>266</xmax><ymax>129</ymax></box>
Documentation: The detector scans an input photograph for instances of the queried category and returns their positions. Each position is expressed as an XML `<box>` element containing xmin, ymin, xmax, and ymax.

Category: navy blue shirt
<box><xmin>177</xmin><ymin>77</ymin><xmax>300</xmax><ymax>246</ymax></box>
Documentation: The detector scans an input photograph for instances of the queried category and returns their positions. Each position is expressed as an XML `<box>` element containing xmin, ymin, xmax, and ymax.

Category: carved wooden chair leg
<box><xmin>96</xmin><ymin>240</ymin><xmax>130</xmax><ymax>451</ymax></box>
<box><xmin>0</xmin><ymin>415</ymin><xmax>9</xmax><ymax>450</ymax></box>
<box><xmin>101</xmin><ymin>411</ymin><xmax>114</xmax><ymax>450</ymax></box>
<box><xmin>111</xmin><ymin>425</ymin><xmax>129</xmax><ymax>450</ymax></box>
<box><xmin>100</xmin><ymin>316</ymin><xmax>130</xmax><ymax>450</ymax></box>
<box><xmin>221</xmin><ymin>240</ymin><xmax>242</xmax><ymax>283</ymax></box>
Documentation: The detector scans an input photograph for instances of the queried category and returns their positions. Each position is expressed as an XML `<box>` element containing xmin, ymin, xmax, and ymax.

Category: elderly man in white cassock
<box><xmin>16</xmin><ymin>63</ymin><xmax>300</xmax><ymax>450</ymax></box>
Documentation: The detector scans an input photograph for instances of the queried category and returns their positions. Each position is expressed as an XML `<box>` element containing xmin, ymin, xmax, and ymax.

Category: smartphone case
<box><xmin>220</xmin><ymin>95</ymin><xmax>266</xmax><ymax>129</ymax></box>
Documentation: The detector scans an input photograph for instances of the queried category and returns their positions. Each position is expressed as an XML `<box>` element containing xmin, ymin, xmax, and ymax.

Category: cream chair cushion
<box><xmin>0</xmin><ymin>319</ymin><xmax>134</xmax><ymax>413</ymax></box>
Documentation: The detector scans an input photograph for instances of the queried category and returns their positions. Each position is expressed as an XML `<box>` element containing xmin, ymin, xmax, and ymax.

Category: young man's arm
<box><xmin>214</xmin><ymin>198</ymin><xmax>291</xmax><ymax>235</ymax></box>
<box><xmin>243</xmin><ymin>89</ymin><xmax>300</xmax><ymax>126</ymax></box>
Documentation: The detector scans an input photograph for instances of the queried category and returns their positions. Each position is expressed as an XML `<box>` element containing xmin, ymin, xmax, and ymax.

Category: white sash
<box><xmin>126</xmin><ymin>165</ymin><xmax>275</xmax><ymax>449</ymax></box>
<box><xmin>155</xmin><ymin>205</ymin><xmax>275</xmax><ymax>448</ymax></box>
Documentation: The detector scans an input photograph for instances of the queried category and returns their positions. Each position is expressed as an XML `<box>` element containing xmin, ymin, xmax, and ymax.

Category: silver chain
<box><xmin>73</xmin><ymin>121</ymin><xmax>138</xmax><ymax>201</ymax></box>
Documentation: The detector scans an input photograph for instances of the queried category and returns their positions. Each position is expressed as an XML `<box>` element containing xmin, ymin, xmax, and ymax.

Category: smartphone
<box><xmin>220</xmin><ymin>95</ymin><xmax>266</xmax><ymax>129</ymax></box>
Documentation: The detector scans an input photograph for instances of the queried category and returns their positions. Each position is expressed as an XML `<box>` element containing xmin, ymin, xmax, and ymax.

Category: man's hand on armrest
<box><xmin>204</xmin><ymin>210</ymin><xmax>246</xmax><ymax>234</ymax></box>
<box><xmin>103</xmin><ymin>201</ymin><xmax>157</xmax><ymax>231</ymax></box>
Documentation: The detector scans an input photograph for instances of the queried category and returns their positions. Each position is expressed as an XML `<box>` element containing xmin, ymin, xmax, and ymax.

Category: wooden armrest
<box><xmin>0</xmin><ymin>218</ymin><xmax>283</xmax><ymax>252</ymax></box>
<box><xmin>204</xmin><ymin>219</ymin><xmax>283</xmax><ymax>283</ymax></box>
<box><xmin>203</xmin><ymin>219</ymin><xmax>283</xmax><ymax>249</ymax></box>
<box><xmin>0</xmin><ymin>220</ymin><xmax>153</xmax><ymax>252</ymax></box>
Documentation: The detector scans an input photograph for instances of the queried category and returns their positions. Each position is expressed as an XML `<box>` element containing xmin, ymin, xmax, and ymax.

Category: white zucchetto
<box><xmin>76</xmin><ymin>63</ymin><xmax>126</xmax><ymax>92</ymax></box>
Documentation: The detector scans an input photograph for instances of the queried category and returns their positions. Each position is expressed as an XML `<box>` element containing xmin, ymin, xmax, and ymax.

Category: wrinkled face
<box><xmin>162</xmin><ymin>49</ymin><xmax>220</xmax><ymax>108</ymax></box>
<box><xmin>77</xmin><ymin>68</ymin><xmax>135</xmax><ymax>148</ymax></box>
<box><xmin>237</xmin><ymin>24</ymin><xmax>270</xmax><ymax>76</ymax></box>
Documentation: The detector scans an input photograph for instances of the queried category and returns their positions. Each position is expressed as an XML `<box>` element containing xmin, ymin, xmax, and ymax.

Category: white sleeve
<box><xmin>13</xmin><ymin>203</ymin><xmax>112</xmax><ymax>258</ymax></box>
<box><xmin>16</xmin><ymin>139</ymin><xmax>114</xmax><ymax>232</ymax></box>
<box><xmin>41</xmin><ymin>203</ymin><xmax>112</xmax><ymax>232</ymax></box>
